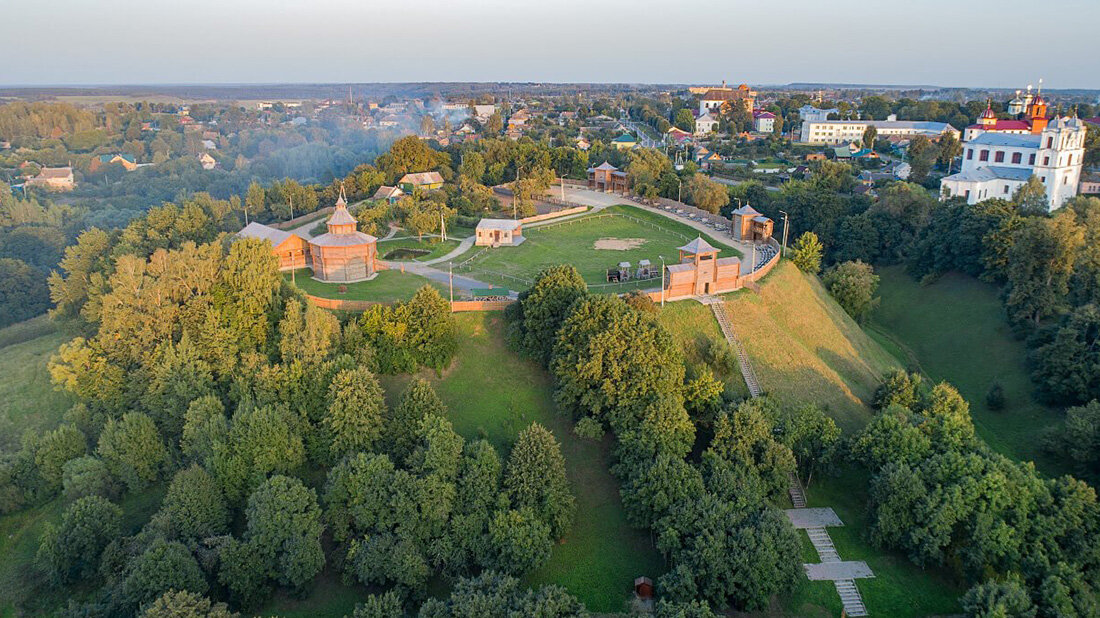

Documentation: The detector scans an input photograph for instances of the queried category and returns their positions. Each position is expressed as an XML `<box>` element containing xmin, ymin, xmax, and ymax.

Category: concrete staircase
<box><xmin>835</xmin><ymin>580</ymin><xmax>868</xmax><ymax>616</ymax></box>
<box><xmin>805</xmin><ymin>527</ymin><xmax>840</xmax><ymax>562</ymax></box>
<box><xmin>705</xmin><ymin>298</ymin><xmax>761</xmax><ymax>397</ymax></box>
<box><xmin>788</xmin><ymin>472</ymin><xmax>807</xmax><ymax>508</ymax></box>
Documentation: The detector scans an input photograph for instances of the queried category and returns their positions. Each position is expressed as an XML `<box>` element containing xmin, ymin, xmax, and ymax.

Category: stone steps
<box><xmin>835</xmin><ymin>579</ymin><xmax>868</xmax><ymax>616</ymax></box>
<box><xmin>707</xmin><ymin>300</ymin><xmax>761</xmax><ymax>397</ymax></box>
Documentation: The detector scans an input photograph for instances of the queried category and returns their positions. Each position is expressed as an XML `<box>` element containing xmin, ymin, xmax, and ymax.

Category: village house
<box><xmin>24</xmin><ymin>166</ymin><xmax>75</xmax><ymax>191</ymax></box>
<box><xmin>90</xmin><ymin>154</ymin><xmax>138</xmax><ymax>172</ymax></box>
<box><xmin>1080</xmin><ymin>173</ymin><xmax>1100</xmax><ymax>195</ymax></box>
<box><xmin>238</xmin><ymin>222</ymin><xmax>311</xmax><ymax>271</ymax></box>
<box><xmin>372</xmin><ymin>185</ymin><xmax>405</xmax><ymax>204</ymax></box>
<box><xmin>664</xmin><ymin>237</ymin><xmax>741</xmax><ymax>298</ymax></box>
<box><xmin>198</xmin><ymin>153</ymin><xmax>217</xmax><ymax>170</ymax></box>
<box><xmin>587</xmin><ymin>161</ymin><xmax>630</xmax><ymax>193</ymax></box>
<box><xmin>612</xmin><ymin>133</ymin><xmax>638</xmax><ymax>150</ymax></box>
<box><xmin>475</xmin><ymin>219</ymin><xmax>524</xmax><ymax>247</ymax></box>
<box><xmin>399</xmin><ymin>171</ymin><xmax>444</xmax><ymax>192</ymax></box>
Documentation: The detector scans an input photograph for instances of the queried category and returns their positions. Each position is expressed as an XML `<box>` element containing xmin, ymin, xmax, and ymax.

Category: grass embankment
<box><xmin>467</xmin><ymin>205</ymin><xmax>738</xmax><ymax>289</ymax></box>
<box><xmin>869</xmin><ymin>266</ymin><xmax>1066</xmax><ymax>475</ymax></box>
<box><xmin>660</xmin><ymin>261</ymin><xmax>897</xmax><ymax>432</ymax></box>
<box><xmin>0</xmin><ymin>316</ymin><xmax>72</xmax><ymax>450</ymax></box>
<box><xmin>284</xmin><ymin>268</ymin><xmax>446</xmax><ymax>303</ymax></box>
<box><xmin>378</xmin><ymin>313</ymin><xmax>663</xmax><ymax>612</ymax></box>
<box><xmin>658</xmin><ymin>301</ymin><xmax>750</xmax><ymax>400</ymax></box>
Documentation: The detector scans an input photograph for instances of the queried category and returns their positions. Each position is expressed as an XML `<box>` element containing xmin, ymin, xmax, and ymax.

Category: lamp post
<box><xmin>677</xmin><ymin>178</ymin><xmax>682</xmax><ymax>204</ymax></box>
<box><xmin>659</xmin><ymin>255</ymin><xmax>666</xmax><ymax>307</ymax></box>
<box><xmin>779</xmin><ymin>210</ymin><xmax>790</xmax><ymax>257</ymax></box>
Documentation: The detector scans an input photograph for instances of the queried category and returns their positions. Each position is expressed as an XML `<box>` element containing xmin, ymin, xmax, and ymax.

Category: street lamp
<box><xmin>659</xmin><ymin>255</ymin><xmax>666</xmax><ymax>307</ymax></box>
<box><xmin>778</xmin><ymin>210</ymin><xmax>790</xmax><ymax>257</ymax></box>
<box><xmin>677</xmin><ymin>178</ymin><xmax>682</xmax><ymax>204</ymax></box>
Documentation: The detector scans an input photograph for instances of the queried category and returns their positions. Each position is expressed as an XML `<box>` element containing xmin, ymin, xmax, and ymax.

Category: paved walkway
<box><xmin>784</xmin><ymin>507</ymin><xmax>843</xmax><ymax>529</ymax></box>
<box><xmin>805</xmin><ymin>562</ymin><xmax>875</xmax><ymax>581</ymax></box>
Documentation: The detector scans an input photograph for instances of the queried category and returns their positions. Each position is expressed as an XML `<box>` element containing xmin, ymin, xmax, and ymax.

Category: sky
<box><xmin>3</xmin><ymin>0</ymin><xmax>1098</xmax><ymax>89</ymax></box>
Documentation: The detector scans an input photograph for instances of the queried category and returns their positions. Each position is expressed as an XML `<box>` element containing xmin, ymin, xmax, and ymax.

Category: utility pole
<box><xmin>677</xmin><ymin>178</ymin><xmax>682</xmax><ymax>204</ymax></box>
<box><xmin>779</xmin><ymin>210</ymin><xmax>790</xmax><ymax>256</ymax></box>
<box><xmin>659</xmin><ymin>255</ymin><xmax>666</xmax><ymax>307</ymax></box>
<box><xmin>289</xmin><ymin>193</ymin><xmax>294</xmax><ymax>221</ymax></box>
<box><xmin>560</xmin><ymin>176</ymin><xmax>565</xmax><ymax>201</ymax></box>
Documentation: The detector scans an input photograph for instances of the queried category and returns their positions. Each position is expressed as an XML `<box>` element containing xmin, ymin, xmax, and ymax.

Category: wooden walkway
<box><xmin>705</xmin><ymin>296</ymin><xmax>870</xmax><ymax>616</ymax></box>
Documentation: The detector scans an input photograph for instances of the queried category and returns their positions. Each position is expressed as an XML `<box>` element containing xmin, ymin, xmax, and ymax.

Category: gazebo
<box><xmin>307</xmin><ymin>187</ymin><xmax>379</xmax><ymax>282</ymax></box>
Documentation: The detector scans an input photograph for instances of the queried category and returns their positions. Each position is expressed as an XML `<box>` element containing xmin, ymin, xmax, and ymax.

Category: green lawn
<box><xmin>284</xmin><ymin>268</ymin><xmax>446</xmax><ymax>303</ymax></box>
<box><xmin>378</xmin><ymin>312</ymin><xmax>664</xmax><ymax>612</ymax></box>
<box><xmin>658</xmin><ymin>301</ymin><xmax>750</xmax><ymax>400</ymax></box>
<box><xmin>464</xmin><ymin>205</ymin><xmax>739</xmax><ymax>287</ymax></box>
<box><xmin>781</xmin><ymin>468</ymin><xmax>965</xmax><ymax>618</ymax></box>
<box><xmin>869</xmin><ymin>266</ymin><xmax>1066</xmax><ymax>475</ymax></box>
<box><xmin>0</xmin><ymin>317</ymin><xmax>73</xmax><ymax>451</ymax></box>
<box><xmin>376</xmin><ymin>237</ymin><xmax>461</xmax><ymax>262</ymax></box>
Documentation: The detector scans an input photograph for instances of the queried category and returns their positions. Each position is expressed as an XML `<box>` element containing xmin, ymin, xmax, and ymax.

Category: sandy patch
<box><xmin>594</xmin><ymin>237</ymin><xmax>647</xmax><ymax>251</ymax></box>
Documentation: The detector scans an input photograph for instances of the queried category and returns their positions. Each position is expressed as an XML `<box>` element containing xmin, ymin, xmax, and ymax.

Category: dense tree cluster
<box><xmin>853</xmin><ymin>376</ymin><xmax>1100</xmax><ymax>616</ymax></box>
<box><xmin>510</xmin><ymin>265</ymin><xmax>819</xmax><ymax>612</ymax></box>
<box><xmin>0</xmin><ymin>193</ymin><xmax>579</xmax><ymax>616</ymax></box>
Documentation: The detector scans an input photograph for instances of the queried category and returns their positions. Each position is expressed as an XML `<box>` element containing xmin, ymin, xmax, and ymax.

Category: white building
<box><xmin>694</xmin><ymin>112</ymin><xmax>720</xmax><ymax>136</ymax></box>
<box><xmin>753</xmin><ymin>110</ymin><xmax>776</xmax><ymax>133</ymax></box>
<box><xmin>940</xmin><ymin>116</ymin><xmax>1086</xmax><ymax>210</ymax></box>
<box><xmin>799</xmin><ymin>114</ymin><xmax>959</xmax><ymax>144</ymax></box>
<box><xmin>798</xmin><ymin>105</ymin><xmax>838</xmax><ymax>123</ymax></box>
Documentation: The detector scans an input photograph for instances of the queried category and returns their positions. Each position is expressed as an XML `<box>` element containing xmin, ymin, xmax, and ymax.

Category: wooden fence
<box><xmin>305</xmin><ymin>294</ymin><xmax>513</xmax><ymax>313</ymax></box>
<box><xmin>519</xmin><ymin>206</ymin><xmax>588</xmax><ymax>224</ymax></box>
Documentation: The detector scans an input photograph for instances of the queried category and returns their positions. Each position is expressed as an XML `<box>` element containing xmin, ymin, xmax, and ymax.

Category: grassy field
<box><xmin>465</xmin><ymin>205</ymin><xmax>738</xmax><ymax>288</ymax></box>
<box><xmin>378</xmin><ymin>312</ymin><xmax>663</xmax><ymax>612</ymax></box>
<box><xmin>667</xmin><ymin>261</ymin><xmax>898</xmax><ymax>432</ymax></box>
<box><xmin>869</xmin><ymin>266</ymin><xmax>1066</xmax><ymax>475</ymax></box>
<box><xmin>0</xmin><ymin>317</ymin><xmax>73</xmax><ymax>451</ymax></box>
<box><xmin>780</xmin><ymin>468</ymin><xmax>965</xmax><ymax>617</ymax></box>
<box><xmin>284</xmin><ymin>268</ymin><xmax>446</xmax><ymax>303</ymax></box>
<box><xmin>376</xmin><ymin>237</ymin><xmax>461</xmax><ymax>262</ymax></box>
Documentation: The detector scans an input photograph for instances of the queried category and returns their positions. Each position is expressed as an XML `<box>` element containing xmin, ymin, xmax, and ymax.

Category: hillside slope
<box><xmin>662</xmin><ymin>261</ymin><xmax>899</xmax><ymax>432</ymax></box>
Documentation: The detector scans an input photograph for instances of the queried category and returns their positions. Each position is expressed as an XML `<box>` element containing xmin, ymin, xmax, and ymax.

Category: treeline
<box><xmin>854</xmin><ymin>372</ymin><xmax>1100</xmax><ymax>616</ymax></box>
<box><xmin>0</xmin><ymin>194</ymin><xmax>584</xmax><ymax>616</ymax></box>
<box><xmin>505</xmin><ymin>265</ymin><xmax>841</xmax><ymax>612</ymax></box>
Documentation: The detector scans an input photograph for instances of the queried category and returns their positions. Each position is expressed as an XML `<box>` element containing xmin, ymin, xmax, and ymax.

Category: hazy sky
<box><xmin>4</xmin><ymin>0</ymin><xmax>1098</xmax><ymax>88</ymax></box>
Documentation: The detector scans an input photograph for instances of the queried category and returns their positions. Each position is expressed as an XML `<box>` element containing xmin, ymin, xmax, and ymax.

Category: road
<box><xmin>710</xmin><ymin>175</ymin><xmax>783</xmax><ymax>192</ymax></box>
<box><xmin>618</xmin><ymin>114</ymin><xmax>662</xmax><ymax>148</ymax></box>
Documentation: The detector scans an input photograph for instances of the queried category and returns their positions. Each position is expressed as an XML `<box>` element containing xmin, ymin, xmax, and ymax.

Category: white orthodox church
<box><xmin>941</xmin><ymin>88</ymin><xmax>1087</xmax><ymax>210</ymax></box>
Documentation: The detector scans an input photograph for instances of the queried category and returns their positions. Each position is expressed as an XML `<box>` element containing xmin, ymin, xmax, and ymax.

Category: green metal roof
<box><xmin>612</xmin><ymin>133</ymin><xmax>636</xmax><ymax>143</ymax></box>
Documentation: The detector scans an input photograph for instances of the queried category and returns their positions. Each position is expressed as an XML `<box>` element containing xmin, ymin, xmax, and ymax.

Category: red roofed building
<box><xmin>963</xmin><ymin>96</ymin><xmax>1052</xmax><ymax>141</ymax></box>
<box><xmin>752</xmin><ymin>109</ymin><xmax>776</xmax><ymax>133</ymax></box>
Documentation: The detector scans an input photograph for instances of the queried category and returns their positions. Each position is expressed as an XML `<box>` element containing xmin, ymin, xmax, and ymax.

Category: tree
<box><xmin>36</xmin><ymin>495</ymin><xmax>122</xmax><ymax>584</ymax></box>
<box><xmin>686</xmin><ymin>174</ymin><xmax>729</xmax><ymax>214</ymax></box>
<box><xmin>278</xmin><ymin>298</ymin><xmax>341</xmax><ymax>365</ymax></box>
<box><xmin>243</xmin><ymin>475</ymin><xmax>325</xmax><ymax>590</ymax></box>
<box><xmin>142</xmin><ymin>336</ymin><xmax>214</xmax><ymax>439</ymax></box>
<box><xmin>1012</xmin><ymin>176</ymin><xmax>1049</xmax><ymax>216</ymax></box>
<box><xmin>351</xmin><ymin>591</ymin><xmax>404</xmax><ymax>618</ymax></box>
<box><xmin>181</xmin><ymin>395</ymin><xmax>228</xmax><ymax>466</ymax></box>
<box><xmin>324</xmin><ymin>366</ymin><xmax>387</xmax><ymax>460</ymax></box>
<box><xmin>141</xmin><ymin>590</ymin><xmax>239</xmax><ymax>618</ymax></box>
<box><xmin>513</xmin><ymin>264</ymin><xmax>588</xmax><ymax>366</ymax></box>
<box><xmin>485</xmin><ymin>508</ymin><xmax>553</xmax><ymax>574</ymax></box>
<box><xmin>938</xmin><ymin>132</ymin><xmax>963</xmax><ymax>172</ymax></box>
<box><xmin>1043</xmin><ymin>400</ymin><xmax>1100</xmax><ymax>472</ymax></box>
<box><xmin>873</xmin><ymin>370</ymin><xmax>923</xmax><ymax>410</ymax></box>
<box><xmin>861</xmin><ymin>125</ymin><xmax>877</xmax><ymax>149</ymax></box>
<box><xmin>417</xmin><ymin>571</ymin><xmax>586</xmax><ymax>618</ymax></box>
<box><xmin>121</xmin><ymin>539</ymin><xmax>208</xmax><ymax>610</ymax></box>
<box><xmin>0</xmin><ymin>258</ymin><xmax>50</xmax><ymax>328</ymax></box>
<box><xmin>1004</xmin><ymin>213</ymin><xmax>1084</xmax><ymax>327</ymax></box>
<box><xmin>788</xmin><ymin>232</ymin><xmax>823</xmax><ymax>274</ymax></box>
<box><xmin>34</xmin><ymin>423</ymin><xmax>85</xmax><ymax>492</ymax></box>
<box><xmin>156</xmin><ymin>465</ymin><xmax>229</xmax><ymax>541</ymax></box>
<box><xmin>97</xmin><ymin>412</ymin><xmax>169</xmax><ymax>492</ymax></box>
<box><xmin>907</xmin><ymin>135</ymin><xmax>936</xmax><ymax>184</ymax></box>
<box><xmin>503</xmin><ymin>423</ymin><xmax>575</xmax><ymax>539</ymax></box>
<box><xmin>823</xmin><ymin>260</ymin><xmax>879</xmax><ymax>323</ymax></box>
<box><xmin>674</xmin><ymin>109</ymin><xmax>695</xmax><ymax>132</ymax></box>
<box><xmin>376</xmin><ymin>136</ymin><xmax>448</xmax><ymax>183</ymax></box>
<box><xmin>61</xmin><ymin>455</ymin><xmax>113</xmax><ymax>502</ymax></box>
<box><xmin>404</xmin><ymin>285</ymin><xmax>457</xmax><ymax>370</ymax></box>
<box><xmin>212</xmin><ymin>404</ymin><xmax>305</xmax><ymax>503</ymax></box>
<box><xmin>960</xmin><ymin>576</ymin><xmax>1036</xmax><ymax>618</ymax></box>
<box><xmin>386</xmin><ymin>378</ymin><xmax>447</xmax><ymax>463</ymax></box>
